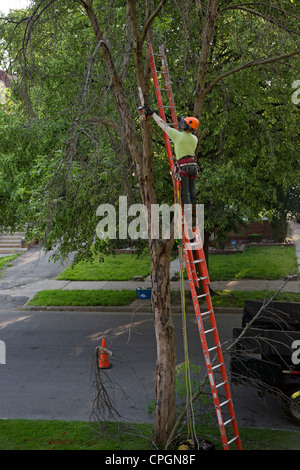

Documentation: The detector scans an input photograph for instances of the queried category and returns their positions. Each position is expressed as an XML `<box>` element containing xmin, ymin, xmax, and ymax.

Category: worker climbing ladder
<box><xmin>148</xmin><ymin>42</ymin><xmax>242</xmax><ymax>451</ymax></box>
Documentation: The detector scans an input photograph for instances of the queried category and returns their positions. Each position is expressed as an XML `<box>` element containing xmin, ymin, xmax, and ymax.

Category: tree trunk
<box><xmin>150</xmin><ymin>239</ymin><xmax>176</xmax><ymax>447</ymax></box>
<box><xmin>193</xmin><ymin>0</ymin><xmax>220</xmax><ymax>122</ymax></box>
<box><xmin>82</xmin><ymin>0</ymin><xmax>177</xmax><ymax>448</ymax></box>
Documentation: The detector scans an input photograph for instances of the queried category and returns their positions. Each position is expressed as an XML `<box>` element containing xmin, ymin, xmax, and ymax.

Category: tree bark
<box><xmin>82</xmin><ymin>0</ymin><xmax>177</xmax><ymax>447</ymax></box>
<box><xmin>193</xmin><ymin>0</ymin><xmax>220</xmax><ymax>122</ymax></box>
<box><xmin>150</xmin><ymin>239</ymin><xmax>176</xmax><ymax>446</ymax></box>
<box><xmin>127</xmin><ymin>0</ymin><xmax>177</xmax><ymax>446</ymax></box>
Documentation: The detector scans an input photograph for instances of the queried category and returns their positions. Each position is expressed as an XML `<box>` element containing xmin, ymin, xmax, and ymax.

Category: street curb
<box><xmin>22</xmin><ymin>304</ymin><xmax>243</xmax><ymax>314</ymax></box>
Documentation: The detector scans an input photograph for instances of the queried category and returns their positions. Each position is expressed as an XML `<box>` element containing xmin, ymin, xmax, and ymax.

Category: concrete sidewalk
<box><xmin>0</xmin><ymin>220</ymin><xmax>299</xmax><ymax>305</ymax></box>
<box><xmin>0</xmin><ymin>267</ymin><xmax>299</xmax><ymax>305</ymax></box>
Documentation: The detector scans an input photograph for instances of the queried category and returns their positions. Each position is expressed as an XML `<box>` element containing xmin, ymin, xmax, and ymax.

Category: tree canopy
<box><xmin>0</xmin><ymin>0</ymin><xmax>299</xmax><ymax>447</ymax></box>
<box><xmin>0</xmin><ymin>1</ymin><xmax>299</xmax><ymax>255</ymax></box>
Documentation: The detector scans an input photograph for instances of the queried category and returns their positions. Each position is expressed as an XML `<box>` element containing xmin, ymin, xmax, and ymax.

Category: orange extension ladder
<box><xmin>148</xmin><ymin>42</ymin><xmax>242</xmax><ymax>450</ymax></box>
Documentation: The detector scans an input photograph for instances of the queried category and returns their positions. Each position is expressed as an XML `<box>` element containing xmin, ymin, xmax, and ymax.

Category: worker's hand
<box><xmin>144</xmin><ymin>104</ymin><xmax>155</xmax><ymax>119</ymax></box>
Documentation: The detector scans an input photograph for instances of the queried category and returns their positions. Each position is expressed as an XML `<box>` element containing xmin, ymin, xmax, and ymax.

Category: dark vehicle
<box><xmin>231</xmin><ymin>300</ymin><xmax>300</xmax><ymax>424</ymax></box>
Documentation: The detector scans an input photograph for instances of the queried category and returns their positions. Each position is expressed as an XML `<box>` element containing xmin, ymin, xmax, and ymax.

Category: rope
<box><xmin>173</xmin><ymin>178</ymin><xmax>181</xmax><ymax>238</ymax></box>
<box><xmin>179</xmin><ymin>244</ymin><xmax>198</xmax><ymax>447</ymax></box>
<box><xmin>175</xmin><ymin>178</ymin><xmax>198</xmax><ymax>447</ymax></box>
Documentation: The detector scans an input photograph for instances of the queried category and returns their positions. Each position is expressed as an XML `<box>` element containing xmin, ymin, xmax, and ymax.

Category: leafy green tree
<box><xmin>0</xmin><ymin>0</ymin><xmax>299</xmax><ymax>447</ymax></box>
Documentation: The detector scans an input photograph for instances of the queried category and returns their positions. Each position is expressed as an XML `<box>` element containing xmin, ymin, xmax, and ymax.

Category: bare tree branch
<box><xmin>219</xmin><ymin>2</ymin><xmax>300</xmax><ymax>24</ymax></box>
<box><xmin>84</xmin><ymin>117</ymin><xmax>123</xmax><ymax>135</ymax></box>
<box><xmin>203</xmin><ymin>48</ymin><xmax>300</xmax><ymax>99</ymax></box>
<box><xmin>194</xmin><ymin>0</ymin><xmax>220</xmax><ymax>118</ymax></box>
<box><xmin>76</xmin><ymin>0</ymin><xmax>145</xmax><ymax>176</ymax></box>
<box><xmin>120</xmin><ymin>4</ymin><xmax>132</xmax><ymax>81</ymax></box>
<box><xmin>139</xmin><ymin>0</ymin><xmax>167</xmax><ymax>45</ymax></box>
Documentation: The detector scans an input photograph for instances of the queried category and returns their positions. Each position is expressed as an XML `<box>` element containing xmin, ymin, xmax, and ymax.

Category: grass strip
<box><xmin>0</xmin><ymin>419</ymin><xmax>153</xmax><ymax>450</ymax></box>
<box><xmin>211</xmin><ymin>290</ymin><xmax>300</xmax><ymax>308</ymax></box>
<box><xmin>28</xmin><ymin>288</ymin><xmax>299</xmax><ymax>308</ymax></box>
<box><xmin>209</xmin><ymin>245</ymin><xmax>298</xmax><ymax>281</ymax></box>
<box><xmin>171</xmin><ymin>289</ymin><xmax>300</xmax><ymax>308</ymax></box>
<box><xmin>57</xmin><ymin>253</ymin><xmax>151</xmax><ymax>281</ymax></box>
<box><xmin>27</xmin><ymin>289</ymin><xmax>138</xmax><ymax>307</ymax></box>
<box><xmin>0</xmin><ymin>419</ymin><xmax>299</xmax><ymax>450</ymax></box>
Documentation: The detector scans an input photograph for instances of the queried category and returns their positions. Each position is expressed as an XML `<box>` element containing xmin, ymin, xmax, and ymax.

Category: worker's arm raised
<box><xmin>152</xmin><ymin>112</ymin><xmax>171</xmax><ymax>136</ymax></box>
<box><xmin>142</xmin><ymin>105</ymin><xmax>175</xmax><ymax>137</ymax></box>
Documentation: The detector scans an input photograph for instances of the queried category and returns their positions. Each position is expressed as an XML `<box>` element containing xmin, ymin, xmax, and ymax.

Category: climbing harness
<box><xmin>177</xmin><ymin>156</ymin><xmax>200</xmax><ymax>179</ymax></box>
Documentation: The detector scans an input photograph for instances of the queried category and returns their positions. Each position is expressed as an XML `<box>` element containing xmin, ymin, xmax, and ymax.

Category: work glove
<box><xmin>144</xmin><ymin>104</ymin><xmax>155</xmax><ymax>119</ymax></box>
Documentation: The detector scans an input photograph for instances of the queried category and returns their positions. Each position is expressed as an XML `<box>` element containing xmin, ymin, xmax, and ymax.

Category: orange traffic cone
<box><xmin>99</xmin><ymin>339</ymin><xmax>111</xmax><ymax>369</ymax></box>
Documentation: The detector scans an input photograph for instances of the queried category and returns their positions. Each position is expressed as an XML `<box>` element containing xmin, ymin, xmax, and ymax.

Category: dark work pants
<box><xmin>179</xmin><ymin>163</ymin><xmax>198</xmax><ymax>206</ymax></box>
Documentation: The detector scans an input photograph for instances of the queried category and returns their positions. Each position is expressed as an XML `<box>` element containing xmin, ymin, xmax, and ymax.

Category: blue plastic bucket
<box><xmin>136</xmin><ymin>287</ymin><xmax>152</xmax><ymax>299</ymax></box>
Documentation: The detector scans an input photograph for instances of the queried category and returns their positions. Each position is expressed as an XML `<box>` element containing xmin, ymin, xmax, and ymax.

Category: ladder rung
<box><xmin>220</xmin><ymin>399</ymin><xmax>231</xmax><ymax>407</ymax></box>
<box><xmin>185</xmin><ymin>236</ymin><xmax>195</xmax><ymax>243</ymax></box>
<box><xmin>201</xmin><ymin>310</ymin><xmax>212</xmax><ymax>317</ymax></box>
<box><xmin>204</xmin><ymin>327</ymin><xmax>216</xmax><ymax>334</ymax></box>
<box><xmin>211</xmin><ymin>362</ymin><xmax>223</xmax><ymax>370</ymax></box>
<box><xmin>155</xmin><ymin>70</ymin><xmax>168</xmax><ymax>74</ymax></box>
<box><xmin>197</xmin><ymin>293</ymin><xmax>209</xmax><ymax>299</ymax></box>
<box><xmin>223</xmin><ymin>417</ymin><xmax>234</xmax><ymax>426</ymax></box>
<box><xmin>208</xmin><ymin>345</ymin><xmax>220</xmax><ymax>352</ymax></box>
<box><xmin>161</xmin><ymin>105</ymin><xmax>175</xmax><ymax>108</ymax></box>
<box><xmin>194</xmin><ymin>259</ymin><xmax>204</xmax><ymax>264</ymax></box>
<box><xmin>227</xmin><ymin>436</ymin><xmax>239</xmax><ymax>445</ymax></box>
<box><xmin>189</xmin><ymin>242</ymin><xmax>201</xmax><ymax>247</ymax></box>
<box><xmin>197</xmin><ymin>276</ymin><xmax>208</xmax><ymax>281</ymax></box>
<box><xmin>216</xmin><ymin>380</ymin><xmax>227</xmax><ymax>389</ymax></box>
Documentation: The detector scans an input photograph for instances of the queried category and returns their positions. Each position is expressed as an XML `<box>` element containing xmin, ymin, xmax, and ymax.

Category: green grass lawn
<box><xmin>0</xmin><ymin>419</ymin><xmax>299</xmax><ymax>450</ymax></box>
<box><xmin>211</xmin><ymin>289</ymin><xmax>300</xmax><ymax>307</ymax></box>
<box><xmin>57</xmin><ymin>253</ymin><xmax>151</xmax><ymax>281</ymax></box>
<box><xmin>209</xmin><ymin>245</ymin><xmax>298</xmax><ymax>281</ymax></box>
<box><xmin>0</xmin><ymin>419</ymin><xmax>153</xmax><ymax>450</ymax></box>
<box><xmin>27</xmin><ymin>289</ymin><xmax>138</xmax><ymax>307</ymax></box>
<box><xmin>171</xmin><ymin>289</ymin><xmax>300</xmax><ymax>309</ymax></box>
<box><xmin>0</xmin><ymin>254</ymin><xmax>19</xmax><ymax>276</ymax></box>
<box><xmin>28</xmin><ymin>288</ymin><xmax>299</xmax><ymax>308</ymax></box>
<box><xmin>27</xmin><ymin>245</ymin><xmax>299</xmax><ymax>308</ymax></box>
<box><xmin>56</xmin><ymin>246</ymin><xmax>298</xmax><ymax>282</ymax></box>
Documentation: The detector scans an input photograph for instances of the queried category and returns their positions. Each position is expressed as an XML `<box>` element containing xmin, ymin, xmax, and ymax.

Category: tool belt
<box><xmin>176</xmin><ymin>156</ymin><xmax>199</xmax><ymax>179</ymax></box>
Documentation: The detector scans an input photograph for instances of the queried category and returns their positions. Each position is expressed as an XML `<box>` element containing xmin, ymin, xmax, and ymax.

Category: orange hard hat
<box><xmin>184</xmin><ymin>117</ymin><xmax>199</xmax><ymax>130</ymax></box>
<box><xmin>178</xmin><ymin>117</ymin><xmax>199</xmax><ymax>131</ymax></box>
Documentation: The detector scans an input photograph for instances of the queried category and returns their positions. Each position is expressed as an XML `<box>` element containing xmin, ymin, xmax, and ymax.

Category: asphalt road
<box><xmin>0</xmin><ymin>305</ymin><xmax>300</xmax><ymax>434</ymax></box>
